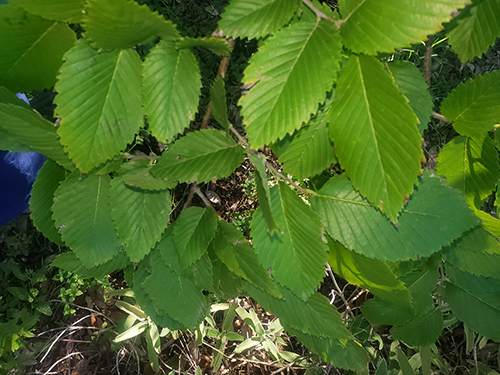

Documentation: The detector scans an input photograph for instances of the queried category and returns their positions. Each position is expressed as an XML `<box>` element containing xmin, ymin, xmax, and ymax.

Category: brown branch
<box><xmin>433</xmin><ymin>112</ymin><xmax>451</xmax><ymax>123</ymax></box>
<box><xmin>302</xmin><ymin>0</ymin><xmax>342</xmax><ymax>28</ymax></box>
<box><xmin>122</xmin><ymin>154</ymin><xmax>160</xmax><ymax>160</ymax></box>
<box><xmin>200</xmin><ymin>31</ymin><xmax>234</xmax><ymax>129</ymax></box>
<box><xmin>424</xmin><ymin>36</ymin><xmax>433</xmax><ymax>86</ymax></box>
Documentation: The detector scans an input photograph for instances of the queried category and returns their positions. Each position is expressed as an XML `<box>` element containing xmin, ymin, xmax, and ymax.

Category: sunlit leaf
<box><xmin>10</xmin><ymin>0</ymin><xmax>85</xmax><ymax>23</ymax></box>
<box><xmin>219</xmin><ymin>0</ymin><xmax>300</xmax><ymax>39</ymax></box>
<box><xmin>55</xmin><ymin>39</ymin><xmax>143</xmax><ymax>172</ymax></box>
<box><xmin>143</xmin><ymin>40</ymin><xmax>201</xmax><ymax>142</ymax></box>
<box><xmin>329</xmin><ymin>55</ymin><xmax>423</xmax><ymax>221</ymax></box>
<box><xmin>0</xmin><ymin>5</ymin><xmax>76</xmax><ymax>92</ymax></box>
<box><xmin>250</xmin><ymin>182</ymin><xmax>327</xmax><ymax>300</ymax></box>
<box><xmin>83</xmin><ymin>0</ymin><xmax>179</xmax><ymax>50</ymax></box>
<box><xmin>241</xmin><ymin>19</ymin><xmax>342</xmax><ymax>148</ymax></box>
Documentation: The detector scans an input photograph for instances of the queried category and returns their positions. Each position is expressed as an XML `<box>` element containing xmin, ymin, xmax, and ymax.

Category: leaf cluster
<box><xmin>1</xmin><ymin>0</ymin><xmax>500</xmax><ymax>372</ymax></box>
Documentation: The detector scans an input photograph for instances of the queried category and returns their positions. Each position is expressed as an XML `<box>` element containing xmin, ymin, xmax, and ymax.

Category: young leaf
<box><xmin>114</xmin><ymin>321</ymin><xmax>148</xmax><ymax>342</ymax></box>
<box><xmin>52</xmin><ymin>174</ymin><xmax>121</xmax><ymax>267</ymax></box>
<box><xmin>55</xmin><ymin>39</ymin><xmax>143</xmax><ymax>173</ymax></box>
<box><xmin>311</xmin><ymin>173</ymin><xmax>478</xmax><ymax>261</ymax></box>
<box><xmin>240</xmin><ymin>19</ymin><xmax>342</xmax><ymax>148</ymax></box>
<box><xmin>109</xmin><ymin>174</ymin><xmax>171</xmax><ymax>262</ymax></box>
<box><xmin>339</xmin><ymin>0</ymin><xmax>466</xmax><ymax>54</ymax></box>
<box><xmin>152</xmin><ymin>129</ymin><xmax>246</xmax><ymax>185</ymax></box>
<box><xmin>30</xmin><ymin>159</ymin><xmax>65</xmax><ymax>245</ymax></box>
<box><xmin>329</xmin><ymin>55</ymin><xmax>423</xmax><ymax>221</ymax></box>
<box><xmin>177</xmin><ymin>37</ymin><xmax>232</xmax><ymax>56</ymax></box>
<box><xmin>210</xmin><ymin>77</ymin><xmax>230</xmax><ymax>132</ymax></box>
<box><xmin>173</xmin><ymin>207</ymin><xmax>218</xmax><ymax>269</ymax></box>
<box><xmin>437</xmin><ymin>135</ymin><xmax>499</xmax><ymax>207</ymax></box>
<box><xmin>445</xmin><ymin>267</ymin><xmax>500</xmax><ymax>342</ymax></box>
<box><xmin>447</xmin><ymin>0</ymin><xmax>500</xmax><ymax>62</ymax></box>
<box><xmin>0</xmin><ymin>103</ymin><xmax>73</xmax><ymax>169</ymax></box>
<box><xmin>385</xmin><ymin>61</ymin><xmax>434</xmax><ymax>135</ymax></box>
<box><xmin>213</xmin><ymin>221</ymin><xmax>282</xmax><ymax>298</ymax></box>
<box><xmin>219</xmin><ymin>0</ymin><xmax>300</xmax><ymax>39</ymax></box>
<box><xmin>440</xmin><ymin>69</ymin><xmax>500</xmax><ymax>137</ymax></box>
<box><xmin>143</xmin><ymin>40</ymin><xmax>201</xmax><ymax>143</ymax></box>
<box><xmin>143</xmin><ymin>254</ymin><xmax>209</xmax><ymax>328</ymax></box>
<box><xmin>274</xmin><ymin>96</ymin><xmax>336</xmax><ymax>180</ymax></box>
<box><xmin>250</xmin><ymin>182</ymin><xmax>327</xmax><ymax>300</ymax></box>
<box><xmin>83</xmin><ymin>0</ymin><xmax>179</xmax><ymax>50</ymax></box>
<box><xmin>0</xmin><ymin>5</ymin><xmax>76</xmax><ymax>92</ymax></box>
<box><xmin>115</xmin><ymin>300</ymin><xmax>147</xmax><ymax>321</ymax></box>
<box><xmin>9</xmin><ymin>0</ymin><xmax>85</xmax><ymax>23</ymax></box>
<box><xmin>327</xmin><ymin>239</ymin><xmax>411</xmax><ymax>305</ymax></box>
<box><xmin>249</xmin><ymin>153</ymin><xmax>278</xmax><ymax>234</ymax></box>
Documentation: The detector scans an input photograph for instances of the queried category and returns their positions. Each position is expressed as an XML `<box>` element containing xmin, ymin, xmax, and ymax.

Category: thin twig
<box><xmin>122</xmin><ymin>154</ymin><xmax>160</xmax><ymax>160</ymax></box>
<box><xmin>302</xmin><ymin>0</ymin><xmax>341</xmax><ymax>27</ymax></box>
<box><xmin>201</xmin><ymin>30</ymin><xmax>234</xmax><ymax>129</ymax></box>
<box><xmin>42</xmin><ymin>352</ymin><xmax>81</xmax><ymax>375</ymax></box>
<box><xmin>229</xmin><ymin>126</ymin><xmax>312</xmax><ymax>197</ymax></box>
<box><xmin>424</xmin><ymin>36</ymin><xmax>433</xmax><ymax>86</ymax></box>
<box><xmin>433</xmin><ymin>112</ymin><xmax>451</xmax><ymax>123</ymax></box>
<box><xmin>194</xmin><ymin>184</ymin><xmax>213</xmax><ymax>208</ymax></box>
<box><xmin>325</xmin><ymin>263</ymin><xmax>356</xmax><ymax>320</ymax></box>
<box><xmin>182</xmin><ymin>184</ymin><xmax>197</xmax><ymax>211</ymax></box>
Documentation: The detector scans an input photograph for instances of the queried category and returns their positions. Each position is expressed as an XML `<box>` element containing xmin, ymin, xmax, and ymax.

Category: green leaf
<box><xmin>339</xmin><ymin>0</ymin><xmax>466</xmax><ymax>54</ymax></box>
<box><xmin>275</xmin><ymin>96</ymin><xmax>336</xmax><ymax>180</ymax></box>
<box><xmin>390</xmin><ymin>308</ymin><xmax>443</xmax><ymax>347</ymax></box>
<box><xmin>246</xmin><ymin>283</ymin><xmax>352</xmax><ymax>340</ymax></box>
<box><xmin>121</xmin><ymin>159</ymin><xmax>173</xmax><ymax>191</ymax></box>
<box><xmin>445</xmin><ymin>267</ymin><xmax>500</xmax><ymax>341</ymax></box>
<box><xmin>443</xmin><ymin>226</ymin><xmax>500</xmax><ymax>280</ymax></box>
<box><xmin>0</xmin><ymin>103</ymin><xmax>73</xmax><ymax>169</ymax></box>
<box><xmin>173</xmin><ymin>207</ymin><xmax>218</xmax><ymax>269</ymax></box>
<box><xmin>177</xmin><ymin>37</ymin><xmax>232</xmax><ymax>56</ymax></box>
<box><xmin>329</xmin><ymin>55</ymin><xmax>423</xmax><ymax>221</ymax></box>
<box><xmin>30</xmin><ymin>159</ymin><xmax>65</xmax><ymax>244</ymax></box>
<box><xmin>241</xmin><ymin>19</ymin><xmax>342</xmax><ymax>148</ymax></box>
<box><xmin>250</xmin><ymin>182</ymin><xmax>327</xmax><ymax>300</ymax></box>
<box><xmin>55</xmin><ymin>39</ymin><xmax>143</xmax><ymax>173</ymax></box>
<box><xmin>83</xmin><ymin>0</ymin><xmax>179</xmax><ymax>50</ymax></box>
<box><xmin>327</xmin><ymin>239</ymin><xmax>411</xmax><ymax>304</ymax></box>
<box><xmin>133</xmin><ymin>264</ymin><xmax>185</xmax><ymax>330</ymax></box>
<box><xmin>51</xmin><ymin>251</ymin><xmax>130</xmax><ymax>279</ymax></box>
<box><xmin>213</xmin><ymin>221</ymin><xmax>282</xmax><ymax>298</ymax></box>
<box><xmin>311</xmin><ymin>173</ymin><xmax>478</xmax><ymax>261</ymax></box>
<box><xmin>152</xmin><ymin>129</ymin><xmax>246</xmax><ymax>185</ymax></box>
<box><xmin>52</xmin><ymin>174</ymin><xmax>121</xmax><ymax>267</ymax></box>
<box><xmin>9</xmin><ymin>0</ymin><xmax>85</xmax><ymax>23</ymax></box>
<box><xmin>146</xmin><ymin>325</ymin><xmax>160</xmax><ymax>372</ymax></box>
<box><xmin>143</xmin><ymin>254</ymin><xmax>209</xmax><ymax>328</ymax></box>
<box><xmin>249</xmin><ymin>153</ymin><xmax>278</xmax><ymax>234</ymax></box>
<box><xmin>210</xmin><ymin>77</ymin><xmax>230</xmax><ymax>132</ymax></box>
<box><xmin>440</xmin><ymin>70</ymin><xmax>500</xmax><ymax>137</ymax></box>
<box><xmin>110</xmin><ymin>174</ymin><xmax>170</xmax><ymax>262</ymax></box>
<box><xmin>219</xmin><ymin>0</ymin><xmax>300</xmax><ymax>39</ymax></box>
<box><xmin>437</xmin><ymin>135</ymin><xmax>499</xmax><ymax>207</ymax></box>
<box><xmin>289</xmin><ymin>329</ymin><xmax>369</xmax><ymax>372</ymax></box>
<box><xmin>447</xmin><ymin>0</ymin><xmax>500</xmax><ymax>62</ymax></box>
<box><xmin>114</xmin><ymin>321</ymin><xmax>148</xmax><ymax>342</ymax></box>
<box><xmin>0</xmin><ymin>5</ymin><xmax>76</xmax><ymax>92</ymax></box>
<box><xmin>115</xmin><ymin>300</ymin><xmax>147</xmax><ymax>321</ymax></box>
<box><xmin>362</xmin><ymin>268</ymin><xmax>439</xmax><ymax>326</ymax></box>
<box><xmin>386</xmin><ymin>61</ymin><xmax>434</xmax><ymax>135</ymax></box>
<box><xmin>142</xmin><ymin>40</ymin><xmax>201</xmax><ymax>142</ymax></box>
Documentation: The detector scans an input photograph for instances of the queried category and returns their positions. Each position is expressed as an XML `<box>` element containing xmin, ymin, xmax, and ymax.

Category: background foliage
<box><xmin>1</xmin><ymin>0</ymin><xmax>500</xmax><ymax>373</ymax></box>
